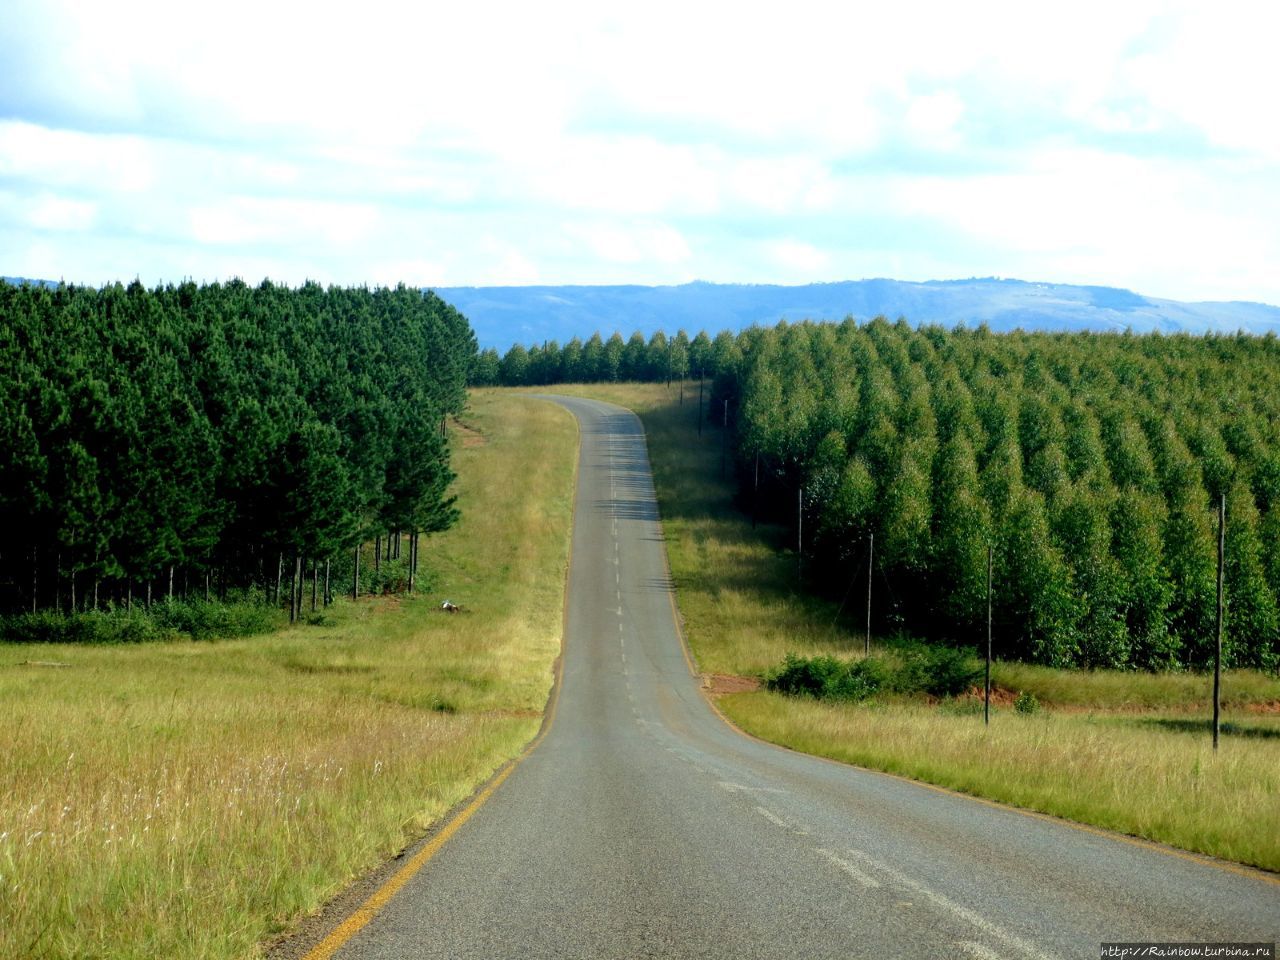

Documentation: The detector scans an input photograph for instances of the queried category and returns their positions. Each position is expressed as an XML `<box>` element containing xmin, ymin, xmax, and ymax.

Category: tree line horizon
<box><xmin>481</xmin><ymin>319</ymin><xmax>1280</xmax><ymax>672</ymax></box>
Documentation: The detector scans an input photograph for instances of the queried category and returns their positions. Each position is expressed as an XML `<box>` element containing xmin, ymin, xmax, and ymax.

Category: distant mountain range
<box><xmin>435</xmin><ymin>278</ymin><xmax>1280</xmax><ymax>350</ymax></box>
<box><xmin>9</xmin><ymin>275</ymin><xmax>1280</xmax><ymax>349</ymax></box>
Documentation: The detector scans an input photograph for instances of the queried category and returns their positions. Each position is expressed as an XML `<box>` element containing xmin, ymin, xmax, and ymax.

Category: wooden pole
<box><xmin>866</xmin><ymin>533</ymin><xmax>874</xmax><ymax>657</ymax></box>
<box><xmin>797</xmin><ymin>487</ymin><xmax>804</xmax><ymax>579</ymax></box>
<box><xmin>1213</xmin><ymin>493</ymin><xmax>1225</xmax><ymax>751</ymax></box>
<box><xmin>697</xmin><ymin>375</ymin><xmax>703</xmax><ymax>437</ymax></box>
<box><xmin>721</xmin><ymin>398</ymin><xmax>729</xmax><ymax>479</ymax></box>
<box><xmin>752</xmin><ymin>453</ymin><xmax>759</xmax><ymax>529</ymax></box>
<box><xmin>985</xmin><ymin>544</ymin><xmax>993</xmax><ymax>727</ymax></box>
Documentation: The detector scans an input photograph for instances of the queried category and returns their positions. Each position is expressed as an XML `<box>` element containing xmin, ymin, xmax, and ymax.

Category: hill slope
<box><xmin>435</xmin><ymin>279</ymin><xmax>1280</xmax><ymax>349</ymax></box>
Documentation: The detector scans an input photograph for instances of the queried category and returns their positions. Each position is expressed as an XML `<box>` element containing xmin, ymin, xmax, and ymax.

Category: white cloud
<box><xmin>769</xmin><ymin>240</ymin><xmax>831</xmax><ymax>276</ymax></box>
<box><xmin>2</xmin><ymin>1</ymin><xmax>1279</xmax><ymax>303</ymax></box>
<box><xmin>566</xmin><ymin>222</ymin><xmax>691</xmax><ymax>266</ymax></box>
<box><xmin>28</xmin><ymin>194</ymin><xmax>97</xmax><ymax>232</ymax></box>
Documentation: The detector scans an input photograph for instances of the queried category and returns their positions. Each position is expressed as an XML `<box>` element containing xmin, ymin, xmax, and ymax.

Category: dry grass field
<box><xmin>0</xmin><ymin>390</ymin><xmax>577</xmax><ymax>960</ymax></box>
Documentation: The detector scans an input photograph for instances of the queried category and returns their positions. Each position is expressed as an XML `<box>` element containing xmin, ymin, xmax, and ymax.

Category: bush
<box><xmin>1014</xmin><ymin>691</ymin><xmax>1041</xmax><ymax>715</ymax></box>
<box><xmin>891</xmin><ymin>644</ymin><xmax>984</xmax><ymax>697</ymax></box>
<box><xmin>152</xmin><ymin>598</ymin><xmax>283</xmax><ymax>640</ymax></box>
<box><xmin>0</xmin><ymin>609</ymin><xmax>175</xmax><ymax>644</ymax></box>
<box><xmin>767</xmin><ymin>654</ymin><xmax>845</xmax><ymax>698</ymax></box>
<box><xmin>766</xmin><ymin>643</ymin><xmax>982</xmax><ymax>703</ymax></box>
<box><xmin>766</xmin><ymin>653</ymin><xmax>885</xmax><ymax>702</ymax></box>
<box><xmin>363</xmin><ymin>557</ymin><xmax>412</xmax><ymax>596</ymax></box>
<box><xmin>1</xmin><ymin>598</ymin><xmax>282</xmax><ymax>644</ymax></box>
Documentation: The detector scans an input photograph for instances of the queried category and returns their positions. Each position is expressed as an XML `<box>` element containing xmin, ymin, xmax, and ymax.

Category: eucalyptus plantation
<box><xmin>722</xmin><ymin>319</ymin><xmax>1280</xmax><ymax>670</ymax></box>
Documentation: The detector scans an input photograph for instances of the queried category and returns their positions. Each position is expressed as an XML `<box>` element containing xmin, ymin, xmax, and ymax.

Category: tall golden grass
<box><xmin>721</xmin><ymin>692</ymin><xmax>1280</xmax><ymax>872</ymax></box>
<box><xmin>0</xmin><ymin>391</ymin><xmax>576</xmax><ymax>959</ymax></box>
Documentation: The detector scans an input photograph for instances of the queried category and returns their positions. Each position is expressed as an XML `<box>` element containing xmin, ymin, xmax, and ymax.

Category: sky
<box><xmin>2</xmin><ymin>0</ymin><xmax>1279</xmax><ymax>304</ymax></box>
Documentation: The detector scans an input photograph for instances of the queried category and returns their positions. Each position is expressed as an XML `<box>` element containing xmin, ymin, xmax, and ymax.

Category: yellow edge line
<box><xmin>301</xmin><ymin>396</ymin><xmax>579</xmax><ymax>960</ymax></box>
<box><xmin>632</xmin><ymin>408</ymin><xmax>1280</xmax><ymax>894</ymax></box>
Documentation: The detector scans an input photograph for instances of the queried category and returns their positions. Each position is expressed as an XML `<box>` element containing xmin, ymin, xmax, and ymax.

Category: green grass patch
<box><xmin>0</xmin><ymin>390</ymin><xmax>577</xmax><ymax>960</ymax></box>
<box><xmin>547</xmin><ymin>382</ymin><xmax>1280</xmax><ymax>874</ymax></box>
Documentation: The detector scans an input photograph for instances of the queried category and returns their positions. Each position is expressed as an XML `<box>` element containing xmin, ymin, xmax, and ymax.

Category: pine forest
<box><xmin>0</xmin><ymin>279</ymin><xmax>474</xmax><ymax>627</ymax></box>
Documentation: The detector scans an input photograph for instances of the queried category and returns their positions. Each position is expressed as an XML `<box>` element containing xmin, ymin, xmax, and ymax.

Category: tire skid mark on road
<box><xmin>843</xmin><ymin>848</ymin><xmax>1060</xmax><ymax>960</ymax></box>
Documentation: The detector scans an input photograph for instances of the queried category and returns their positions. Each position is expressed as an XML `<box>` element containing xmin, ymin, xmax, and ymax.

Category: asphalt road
<box><xmin>328</xmin><ymin>396</ymin><xmax>1278</xmax><ymax>960</ymax></box>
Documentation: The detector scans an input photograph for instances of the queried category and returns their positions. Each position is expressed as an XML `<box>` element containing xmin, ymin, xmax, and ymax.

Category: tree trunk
<box><xmin>205</xmin><ymin>571</ymin><xmax>210</xmax><ymax>603</ymax></box>
<box><xmin>146</xmin><ymin>579</ymin><xmax>152</xmax><ymax>609</ymax></box>
<box><xmin>168</xmin><ymin>565</ymin><xmax>174</xmax><ymax>601</ymax></box>
<box><xmin>352</xmin><ymin>545</ymin><xmax>360</xmax><ymax>600</ymax></box>
<box><xmin>311</xmin><ymin>560</ymin><xmax>318</xmax><ymax>612</ymax></box>
<box><xmin>324</xmin><ymin>559</ymin><xmax>331</xmax><ymax>607</ymax></box>
<box><xmin>31</xmin><ymin>545</ymin><xmax>37</xmax><ymax>614</ymax></box>
<box><xmin>275</xmin><ymin>553</ymin><xmax>283</xmax><ymax>606</ymax></box>
<box><xmin>408</xmin><ymin>529</ymin><xmax>416</xmax><ymax>593</ymax></box>
<box><xmin>290</xmin><ymin>554</ymin><xmax>301</xmax><ymax>623</ymax></box>
<box><xmin>374</xmin><ymin>535</ymin><xmax>381</xmax><ymax>573</ymax></box>
<box><xmin>126</xmin><ymin>579</ymin><xmax>132</xmax><ymax>612</ymax></box>
<box><xmin>70</xmin><ymin>570</ymin><xmax>76</xmax><ymax>613</ymax></box>
<box><xmin>93</xmin><ymin>577</ymin><xmax>100</xmax><ymax>611</ymax></box>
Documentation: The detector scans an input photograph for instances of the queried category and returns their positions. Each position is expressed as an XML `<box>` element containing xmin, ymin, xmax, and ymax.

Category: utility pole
<box><xmin>697</xmin><ymin>374</ymin><xmax>704</xmax><ymax>437</ymax></box>
<box><xmin>866</xmin><ymin>533</ymin><xmax>874</xmax><ymax>656</ymax></box>
<box><xmin>985</xmin><ymin>544</ymin><xmax>993</xmax><ymax>727</ymax></box>
<box><xmin>797</xmin><ymin>487</ymin><xmax>804</xmax><ymax>579</ymax></box>
<box><xmin>1213</xmin><ymin>493</ymin><xmax>1225</xmax><ymax>751</ymax></box>
<box><xmin>720</xmin><ymin>398</ymin><xmax>729</xmax><ymax>479</ymax></box>
<box><xmin>752</xmin><ymin>453</ymin><xmax>759</xmax><ymax>529</ymax></box>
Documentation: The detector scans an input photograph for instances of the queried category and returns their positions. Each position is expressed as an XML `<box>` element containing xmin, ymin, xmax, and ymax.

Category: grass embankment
<box><xmin>546</xmin><ymin>382</ymin><xmax>1280</xmax><ymax>874</ymax></box>
<box><xmin>0</xmin><ymin>390</ymin><xmax>576</xmax><ymax>960</ymax></box>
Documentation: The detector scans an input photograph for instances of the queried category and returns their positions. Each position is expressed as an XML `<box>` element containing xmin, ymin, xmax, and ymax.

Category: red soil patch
<box><xmin>964</xmin><ymin>684</ymin><xmax>1018</xmax><ymax>707</ymax></box>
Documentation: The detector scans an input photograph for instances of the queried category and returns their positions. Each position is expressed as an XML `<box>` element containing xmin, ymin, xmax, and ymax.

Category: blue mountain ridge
<box><xmin>8</xmin><ymin>276</ymin><xmax>1279</xmax><ymax>349</ymax></box>
<box><xmin>432</xmin><ymin>278</ymin><xmax>1280</xmax><ymax>350</ymax></box>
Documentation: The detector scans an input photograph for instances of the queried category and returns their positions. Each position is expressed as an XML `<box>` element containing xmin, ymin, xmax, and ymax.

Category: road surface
<box><xmin>316</xmin><ymin>396</ymin><xmax>1278</xmax><ymax>960</ymax></box>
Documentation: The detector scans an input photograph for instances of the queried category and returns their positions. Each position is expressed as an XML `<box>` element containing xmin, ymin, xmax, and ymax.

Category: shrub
<box><xmin>766</xmin><ymin>653</ymin><xmax>885</xmax><ymax>702</ymax></box>
<box><xmin>767</xmin><ymin>654</ymin><xmax>846</xmax><ymax>698</ymax></box>
<box><xmin>889</xmin><ymin>643</ymin><xmax>984</xmax><ymax>697</ymax></box>
<box><xmin>1014</xmin><ymin>691</ymin><xmax>1041</xmax><ymax>714</ymax></box>
<box><xmin>1</xmin><ymin>609</ymin><xmax>173</xmax><ymax>644</ymax></box>
<box><xmin>1</xmin><ymin>598</ymin><xmax>281</xmax><ymax>644</ymax></box>
<box><xmin>766</xmin><ymin>644</ymin><xmax>981</xmax><ymax>703</ymax></box>
<box><xmin>153</xmin><ymin>598</ymin><xmax>282</xmax><ymax>640</ymax></box>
